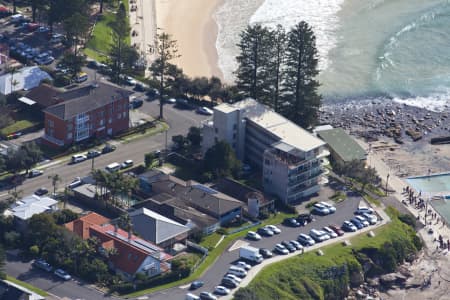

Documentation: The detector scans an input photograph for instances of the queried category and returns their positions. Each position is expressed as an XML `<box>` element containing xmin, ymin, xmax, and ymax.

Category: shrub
<box><xmin>216</xmin><ymin>228</ymin><xmax>228</xmax><ymax>235</ymax></box>
<box><xmin>398</xmin><ymin>213</ymin><xmax>416</xmax><ymax>229</ymax></box>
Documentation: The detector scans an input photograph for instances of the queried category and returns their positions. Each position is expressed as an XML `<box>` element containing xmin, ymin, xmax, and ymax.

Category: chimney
<box><xmin>114</xmin><ymin>223</ymin><xmax>118</xmax><ymax>232</ymax></box>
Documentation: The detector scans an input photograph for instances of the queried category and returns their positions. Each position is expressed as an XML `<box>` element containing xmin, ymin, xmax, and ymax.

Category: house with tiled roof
<box><xmin>65</xmin><ymin>212</ymin><xmax>172</xmax><ymax>280</ymax></box>
<box><xmin>129</xmin><ymin>207</ymin><xmax>190</xmax><ymax>250</ymax></box>
<box><xmin>42</xmin><ymin>81</ymin><xmax>132</xmax><ymax>147</ymax></box>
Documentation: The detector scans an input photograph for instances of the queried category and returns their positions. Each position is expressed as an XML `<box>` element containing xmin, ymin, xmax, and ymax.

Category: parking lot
<box><xmin>176</xmin><ymin>194</ymin><xmax>384</xmax><ymax>300</ymax></box>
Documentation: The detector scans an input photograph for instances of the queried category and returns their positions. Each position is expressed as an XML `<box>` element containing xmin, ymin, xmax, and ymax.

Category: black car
<box><xmin>34</xmin><ymin>187</ymin><xmax>48</xmax><ymax>196</ymax></box>
<box><xmin>189</xmin><ymin>280</ymin><xmax>204</xmax><ymax>290</ymax></box>
<box><xmin>86</xmin><ymin>150</ymin><xmax>101</xmax><ymax>158</ymax></box>
<box><xmin>102</xmin><ymin>144</ymin><xmax>116</xmax><ymax>154</ymax></box>
<box><xmin>221</xmin><ymin>277</ymin><xmax>238</xmax><ymax>289</ymax></box>
<box><xmin>130</xmin><ymin>98</ymin><xmax>143</xmax><ymax>109</ymax></box>
<box><xmin>297</xmin><ymin>213</ymin><xmax>314</xmax><ymax>225</ymax></box>
<box><xmin>259</xmin><ymin>248</ymin><xmax>273</xmax><ymax>258</ymax></box>
<box><xmin>281</xmin><ymin>240</ymin><xmax>296</xmax><ymax>253</ymax></box>
<box><xmin>283</xmin><ymin>217</ymin><xmax>300</xmax><ymax>227</ymax></box>
<box><xmin>134</xmin><ymin>83</ymin><xmax>147</xmax><ymax>92</ymax></box>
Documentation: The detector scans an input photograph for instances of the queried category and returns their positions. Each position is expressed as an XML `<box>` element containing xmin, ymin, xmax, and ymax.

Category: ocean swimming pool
<box><xmin>406</xmin><ymin>172</ymin><xmax>450</xmax><ymax>194</ymax></box>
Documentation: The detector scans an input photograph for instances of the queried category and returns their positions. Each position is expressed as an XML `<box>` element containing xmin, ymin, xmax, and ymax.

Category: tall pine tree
<box><xmin>234</xmin><ymin>25</ymin><xmax>272</xmax><ymax>104</ymax></box>
<box><xmin>281</xmin><ymin>21</ymin><xmax>321</xmax><ymax>128</ymax></box>
<box><xmin>266</xmin><ymin>25</ymin><xmax>286</xmax><ymax>113</ymax></box>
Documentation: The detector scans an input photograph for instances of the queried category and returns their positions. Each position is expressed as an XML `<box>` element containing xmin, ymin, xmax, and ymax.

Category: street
<box><xmin>0</xmin><ymin>98</ymin><xmax>208</xmax><ymax>200</ymax></box>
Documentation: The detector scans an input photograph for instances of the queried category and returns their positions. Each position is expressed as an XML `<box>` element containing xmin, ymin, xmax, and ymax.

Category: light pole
<box><xmin>386</xmin><ymin>173</ymin><xmax>390</xmax><ymax>196</ymax></box>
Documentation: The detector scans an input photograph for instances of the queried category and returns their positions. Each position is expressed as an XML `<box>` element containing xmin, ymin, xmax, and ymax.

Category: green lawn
<box><xmin>0</xmin><ymin>120</ymin><xmax>35</xmax><ymax>136</ymax></box>
<box><xmin>85</xmin><ymin>0</ymin><xmax>131</xmax><ymax>60</ymax></box>
<box><xmin>199</xmin><ymin>232</ymin><xmax>222</xmax><ymax>250</ymax></box>
<box><xmin>6</xmin><ymin>276</ymin><xmax>48</xmax><ymax>297</ymax></box>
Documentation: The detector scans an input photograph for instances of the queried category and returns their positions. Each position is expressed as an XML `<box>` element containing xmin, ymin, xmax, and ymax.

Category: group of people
<box><xmin>402</xmin><ymin>186</ymin><xmax>426</xmax><ymax>210</ymax></box>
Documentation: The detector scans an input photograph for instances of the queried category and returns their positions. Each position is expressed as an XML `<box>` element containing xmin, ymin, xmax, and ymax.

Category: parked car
<box><xmin>125</xmin><ymin>76</ymin><xmax>137</xmax><ymax>85</ymax></box>
<box><xmin>176</xmin><ymin>98</ymin><xmax>190</xmax><ymax>107</ymax></box>
<box><xmin>221</xmin><ymin>277</ymin><xmax>238</xmax><ymax>289</ymax></box>
<box><xmin>54</xmin><ymin>268</ymin><xmax>71</xmax><ymax>280</ymax></box>
<box><xmin>33</xmin><ymin>259</ymin><xmax>52</xmax><ymax>272</ymax></box>
<box><xmin>34</xmin><ymin>187</ymin><xmax>48</xmax><ymax>196</ymax></box>
<box><xmin>166</xmin><ymin>98</ymin><xmax>176</xmax><ymax>103</ymax></box>
<box><xmin>259</xmin><ymin>248</ymin><xmax>273</xmax><ymax>258</ymax></box>
<box><xmin>309</xmin><ymin>229</ymin><xmax>331</xmax><ymax>242</ymax></box>
<box><xmin>297</xmin><ymin>233</ymin><xmax>316</xmax><ymax>246</ymax></box>
<box><xmin>49</xmin><ymin>33</ymin><xmax>64</xmax><ymax>44</ymax></box>
<box><xmin>355</xmin><ymin>207</ymin><xmax>374</xmax><ymax>215</ymax></box>
<box><xmin>281</xmin><ymin>240</ymin><xmax>296</xmax><ymax>253</ymax></box>
<box><xmin>28</xmin><ymin>169</ymin><xmax>43</xmax><ymax>178</ymax></box>
<box><xmin>329</xmin><ymin>224</ymin><xmax>345</xmax><ymax>236</ymax></box>
<box><xmin>297</xmin><ymin>213</ymin><xmax>314</xmax><ymax>225</ymax></box>
<box><xmin>289</xmin><ymin>240</ymin><xmax>304</xmax><ymax>251</ymax></box>
<box><xmin>130</xmin><ymin>98</ymin><xmax>144</xmax><ymax>109</ymax></box>
<box><xmin>319</xmin><ymin>201</ymin><xmax>336</xmax><ymax>213</ymax></box>
<box><xmin>73</xmin><ymin>72</ymin><xmax>88</xmax><ymax>83</ymax></box>
<box><xmin>189</xmin><ymin>281</ymin><xmax>204</xmax><ymax>290</ymax></box>
<box><xmin>257</xmin><ymin>227</ymin><xmax>274</xmax><ymax>237</ymax></box>
<box><xmin>71</xmin><ymin>154</ymin><xmax>87</xmax><ymax>164</ymax></box>
<box><xmin>134</xmin><ymin>82</ymin><xmax>147</xmax><ymax>92</ymax></box>
<box><xmin>350</xmin><ymin>217</ymin><xmax>365</xmax><ymax>229</ymax></box>
<box><xmin>235</xmin><ymin>261</ymin><xmax>251</xmax><ymax>270</ymax></box>
<box><xmin>274</xmin><ymin>243</ymin><xmax>289</xmax><ymax>255</ymax></box>
<box><xmin>102</xmin><ymin>144</ymin><xmax>116</xmax><ymax>154</ymax></box>
<box><xmin>283</xmin><ymin>217</ymin><xmax>300</xmax><ymax>227</ymax></box>
<box><xmin>224</xmin><ymin>273</ymin><xmax>242</xmax><ymax>283</ymax></box>
<box><xmin>214</xmin><ymin>286</ymin><xmax>230</xmax><ymax>296</ymax></box>
<box><xmin>86</xmin><ymin>150</ymin><xmax>101</xmax><ymax>158</ymax></box>
<box><xmin>312</xmin><ymin>202</ymin><xmax>331</xmax><ymax>215</ymax></box>
<box><xmin>68</xmin><ymin>177</ymin><xmax>83</xmax><ymax>189</ymax></box>
<box><xmin>36</xmin><ymin>26</ymin><xmax>49</xmax><ymax>33</ymax></box>
<box><xmin>196</xmin><ymin>106</ymin><xmax>213</xmax><ymax>115</ymax></box>
<box><xmin>121</xmin><ymin>159</ymin><xmax>134</xmax><ymax>169</ymax></box>
<box><xmin>246</xmin><ymin>231</ymin><xmax>261</xmax><ymax>241</ymax></box>
<box><xmin>322</xmin><ymin>226</ymin><xmax>338</xmax><ymax>238</ymax></box>
<box><xmin>342</xmin><ymin>220</ymin><xmax>357</xmax><ymax>232</ymax></box>
<box><xmin>199</xmin><ymin>291</ymin><xmax>217</xmax><ymax>300</ymax></box>
<box><xmin>186</xmin><ymin>293</ymin><xmax>200</xmax><ymax>300</ymax></box>
<box><xmin>265</xmin><ymin>224</ymin><xmax>281</xmax><ymax>234</ymax></box>
<box><xmin>363</xmin><ymin>212</ymin><xmax>378</xmax><ymax>225</ymax></box>
<box><xmin>354</xmin><ymin>215</ymin><xmax>370</xmax><ymax>227</ymax></box>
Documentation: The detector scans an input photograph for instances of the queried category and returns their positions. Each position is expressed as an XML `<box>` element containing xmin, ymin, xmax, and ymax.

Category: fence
<box><xmin>228</xmin><ymin>221</ymin><xmax>261</xmax><ymax>235</ymax></box>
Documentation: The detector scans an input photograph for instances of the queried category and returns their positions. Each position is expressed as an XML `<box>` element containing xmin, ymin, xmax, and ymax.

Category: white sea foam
<box><xmin>214</xmin><ymin>0</ymin><xmax>345</xmax><ymax>83</ymax></box>
<box><xmin>393</xmin><ymin>94</ymin><xmax>450</xmax><ymax>112</ymax></box>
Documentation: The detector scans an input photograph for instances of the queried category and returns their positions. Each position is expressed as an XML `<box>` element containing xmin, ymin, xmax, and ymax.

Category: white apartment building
<box><xmin>201</xmin><ymin>99</ymin><xmax>329</xmax><ymax>204</ymax></box>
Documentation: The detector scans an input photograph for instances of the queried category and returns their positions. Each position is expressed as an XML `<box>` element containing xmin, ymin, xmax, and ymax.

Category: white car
<box><xmin>309</xmin><ymin>229</ymin><xmax>331</xmax><ymax>242</ymax></box>
<box><xmin>71</xmin><ymin>154</ymin><xmax>87</xmax><ymax>164</ymax></box>
<box><xmin>322</xmin><ymin>226</ymin><xmax>338</xmax><ymax>238</ymax></box>
<box><xmin>54</xmin><ymin>268</ymin><xmax>71</xmax><ymax>280</ymax></box>
<box><xmin>274</xmin><ymin>243</ymin><xmax>289</xmax><ymax>255</ymax></box>
<box><xmin>224</xmin><ymin>273</ymin><xmax>242</xmax><ymax>283</ymax></box>
<box><xmin>312</xmin><ymin>203</ymin><xmax>331</xmax><ymax>215</ymax></box>
<box><xmin>29</xmin><ymin>169</ymin><xmax>43</xmax><ymax>178</ymax></box>
<box><xmin>246</xmin><ymin>231</ymin><xmax>261</xmax><ymax>241</ymax></box>
<box><xmin>363</xmin><ymin>212</ymin><xmax>378</xmax><ymax>225</ymax></box>
<box><xmin>166</xmin><ymin>98</ymin><xmax>176</xmax><ymax>103</ymax></box>
<box><xmin>68</xmin><ymin>177</ymin><xmax>83</xmax><ymax>189</ymax></box>
<box><xmin>355</xmin><ymin>207</ymin><xmax>374</xmax><ymax>215</ymax></box>
<box><xmin>125</xmin><ymin>76</ymin><xmax>137</xmax><ymax>85</ymax></box>
<box><xmin>297</xmin><ymin>233</ymin><xmax>316</xmax><ymax>246</ymax></box>
<box><xmin>235</xmin><ymin>261</ymin><xmax>251</xmax><ymax>270</ymax></box>
<box><xmin>354</xmin><ymin>215</ymin><xmax>370</xmax><ymax>227</ymax></box>
<box><xmin>121</xmin><ymin>159</ymin><xmax>134</xmax><ymax>169</ymax></box>
<box><xmin>265</xmin><ymin>225</ymin><xmax>281</xmax><ymax>234</ymax></box>
<box><xmin>214</xmin><ymin>285</ymin><xmax>230</xmax><ymax>295</ymax></box>
<box><xmin>197</xmin><ymin>106</ymin><xmax>213</xmax><ymax>115</ymax></box>
<box><xmin>320</xmin><ymin>201</ymin><xmax>336</xmax><ymax>213</ymax></box>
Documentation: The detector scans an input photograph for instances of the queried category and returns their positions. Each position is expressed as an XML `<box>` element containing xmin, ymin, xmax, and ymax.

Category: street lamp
<box><xmin>386</xmin><ymin>173</ymin><xmax>390</xmax><ymax>196</ymax></box>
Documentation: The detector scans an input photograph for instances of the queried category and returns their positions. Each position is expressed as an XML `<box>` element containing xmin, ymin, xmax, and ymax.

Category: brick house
<box><xmin>42</xmin><ymin>82</ymin><xmax>133</xmax><ymax>147</ymax></box>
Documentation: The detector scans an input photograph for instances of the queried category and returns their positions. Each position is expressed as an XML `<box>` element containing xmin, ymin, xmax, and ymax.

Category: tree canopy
<box><xmin>204</xmin><ymin>141</ymin><xmax>241</xmax><ymax>178</ymax></box>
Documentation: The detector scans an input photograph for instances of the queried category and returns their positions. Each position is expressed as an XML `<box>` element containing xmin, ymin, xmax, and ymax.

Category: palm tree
<box><xmin>8</xmin><ymin>189</ymin><xmax>22</xmax><ymax>203</ymax></box>
<box><xmin>48</xmin><ymin>174</ymin><xmax>61</xmax><ymax>196</ymax></box>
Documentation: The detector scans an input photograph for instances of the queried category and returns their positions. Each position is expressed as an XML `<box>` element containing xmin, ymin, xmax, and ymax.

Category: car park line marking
<box><xmin>228</xmin><ymin>240</ymin><xmax>248</xmax><ymax>252</ymax></box>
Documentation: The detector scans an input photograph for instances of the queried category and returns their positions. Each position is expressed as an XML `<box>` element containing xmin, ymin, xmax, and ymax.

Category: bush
<box><xmin>216</xmin><ymin>228</ymin><xmax>228</xmax><ymax>235</ymax></box>
<box><xmin>305</xmin><ymin>201</ymin><xmax>318</xmax><ymax>209</ymax></box>
<box><xmin>54</xmin><ymin>75</ymin><xmax>71</xmax><ymax>87</ymax></box>
<box><xmin>398</xmin><ymin>213</ymin><xmax>416</xmax><ymax>229</ymax></box>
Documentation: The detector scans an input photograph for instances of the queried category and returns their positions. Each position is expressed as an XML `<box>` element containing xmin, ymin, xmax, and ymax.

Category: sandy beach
<box><xmin>155</xmin><ymin>0</ymin><xmax>224</xmax><ymax>79</ymax></box>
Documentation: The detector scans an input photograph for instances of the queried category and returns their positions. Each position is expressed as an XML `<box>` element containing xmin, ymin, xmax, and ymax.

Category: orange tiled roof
<box><xmin>65</xmin><ymin>212</ymin><xmax>110</xmax><ymax>239</ymax></box>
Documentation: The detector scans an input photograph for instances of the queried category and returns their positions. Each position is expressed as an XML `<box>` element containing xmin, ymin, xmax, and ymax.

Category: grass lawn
<box><xmin>85</xmin><ymin>0</ymin><xmax>130</xmax><ymax>60</ymax></box>
<box><xmin>363</xmin><ymin>191</ymin><xmax>381</xmax><ymax>207</ymax></box>
<box><xmin>199</xmin><ymin>232</ymin><xmax>222</xmax><ymax>249</ymax></box>
<box><xmin>124</xmin><ymin>211</ymin><xmax>296</xmax><ymax>298</ymax></box>
<box><xmin>0</xmin><ymin>120</ymin><xmax>35</xmax><ymax>136</ymax></box>
<box><xmin>6</xmin><ymin>275</ymin><xmax>48</xmax><ymax>297</ymax></box>
<box><xmin>117</xmin><ymin>121</ymin><xmax>168</xmax><ymax>143</ymax></box>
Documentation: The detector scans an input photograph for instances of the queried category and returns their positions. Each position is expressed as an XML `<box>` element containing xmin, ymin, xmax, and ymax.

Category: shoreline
<box><xmin>155</xmin><ymin>0</ymin><xmax>224</xmax><ymax>79</ymax></box>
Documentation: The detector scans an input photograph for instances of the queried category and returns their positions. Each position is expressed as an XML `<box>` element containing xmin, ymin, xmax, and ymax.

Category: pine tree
<box><xmin>234</xmin><ymin>25</ymin><xmax>272</xmax><ymax>104</ymax></box>
<box><xmin>281</xmin><ymin>21</ymin><xmax>321</xmax><ymax>128</ymax></box>
<box><xmin>265</xmin><ymin>25</ymin><xmax>286</xmax><ymax>112</ymax></box>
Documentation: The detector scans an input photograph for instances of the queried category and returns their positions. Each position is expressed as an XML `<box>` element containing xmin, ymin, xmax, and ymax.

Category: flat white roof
<box><xmin>18</xmin><ymin>96</ymin><xmax>36</xmax><ymax>105</ymax></box>
<box><xmin>214</xmin><ymin>103</ymin><xmax>238</xmax><ymax>114</ymax></box>
<box><xmin>10</xmin><ymin>195</ymin><xmax>57</xmax><ymax>220</ymax></box>
<box><xmin>234</xmin><ymin>99</ymin><xmax>325</xmax><ymax>152</ymax></box>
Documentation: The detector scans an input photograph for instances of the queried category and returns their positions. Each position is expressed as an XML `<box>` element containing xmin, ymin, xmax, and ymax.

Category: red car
<box><xmin>27</xmin><ymin>23</ymin><xmax>39</xmax><ymax>31</ymax></box>
<box><xmin>329</xmin><ymin>224</ymin><xmax>345</xmax><ymax>236</ymax></box>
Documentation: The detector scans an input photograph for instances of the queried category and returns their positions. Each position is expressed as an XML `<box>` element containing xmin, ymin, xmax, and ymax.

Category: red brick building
<box><xmin>42</xmin><ymin>82</ymin><xmax>132</xmax><ymax>147</ymax></box>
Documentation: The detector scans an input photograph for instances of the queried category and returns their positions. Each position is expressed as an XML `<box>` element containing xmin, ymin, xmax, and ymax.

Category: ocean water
<box><xmin>215</xmin><ymin>0</ymin><xmax>450</xmax><ymax>110</ymax></box>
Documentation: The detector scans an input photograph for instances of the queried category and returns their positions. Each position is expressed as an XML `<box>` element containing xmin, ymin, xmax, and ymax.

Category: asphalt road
<box><xmin>141</xmin><ymin>195</ymin><xmax>366</xmax><ymax>300</ymax></box>
<box><xmin>0</xmin><ymin>99</ymin><xmax>208</xmax><ymax>200</ymax></box>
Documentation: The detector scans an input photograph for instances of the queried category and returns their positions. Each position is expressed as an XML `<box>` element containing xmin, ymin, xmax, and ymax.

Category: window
<box><xmin>67</xmin><ymin>132</ymin><xmax>72</xmax><ymax>139</ymax></box>
<box><xmin>48</xmin><ymin>119</ymin><xmax>54</xmax><ymax>127</ymax></box>
<box><xmin>99</xmin><ymin>119</ymin><xmax>104</xmax><ymax>126</ymax></box>
<box><xmin>233</xmin><ymin>124</ymin><xmax>237</xmax><ymax>130</ymax></box>
<box><xmin>48</xmin><ymin>128</ymin><xmax>54</xmax><ymax>137</ymax></box>
<box><xmin>117</xmin><ymin>113</ymin><xmax>121</xmax><ymax>119</ymax></box>
<box><xmin>215</xmin><ymin>127</ymin><xmax>218</xmax><ymax>133</ymax></box>
<box><xmin>233</xmin><ymin>133</ymin><xmax>236</xmax><ymax>139</ymax></box>
<box><xmin>265</xmin><ymin>159</ymin><xmax>271</xmax><ymax>165</ymax></box>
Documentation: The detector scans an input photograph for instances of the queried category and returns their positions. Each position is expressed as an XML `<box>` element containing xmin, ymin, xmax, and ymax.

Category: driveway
<box><xmin>5</xmin><ymin>251</ymin><xmax>119</xmax><ymax>300</ymax></box>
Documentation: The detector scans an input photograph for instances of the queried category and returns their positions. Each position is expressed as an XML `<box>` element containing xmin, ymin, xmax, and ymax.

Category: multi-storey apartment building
<box><xmin>42</xmin><ymin>82</ymin><xmax>132</xmax><ymax>147</ymax></box>
<box><xmin>202</xmin><ymin>99</ymin><xmax>329</xmax><ymax>204</ymax></box>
